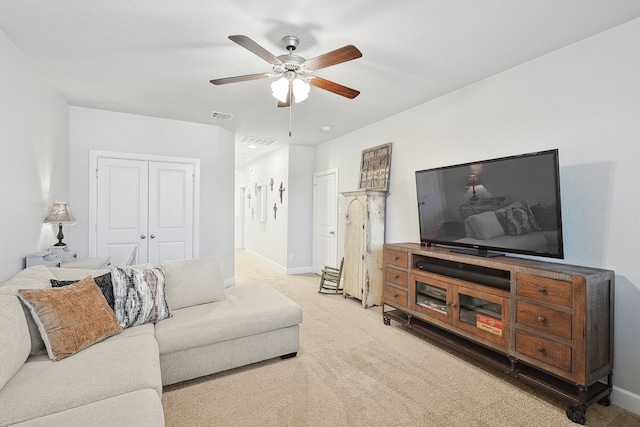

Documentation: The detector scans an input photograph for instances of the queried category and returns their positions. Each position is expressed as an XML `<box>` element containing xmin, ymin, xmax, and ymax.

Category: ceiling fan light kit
<box><xmin>270</xmin><ymin>71</ymin><xmax>310</xmax><ymax>104</ymax></box>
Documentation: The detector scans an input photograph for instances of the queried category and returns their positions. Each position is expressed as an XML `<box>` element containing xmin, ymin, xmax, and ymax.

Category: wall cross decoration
<box><xmin>270</xmin><ymin>178</ymin><xmax>274</xmax><ymax>191</ymax></box>
<box><xmin>273</xmin><ymin>203</ymin><xmax>278</xmax><ymax>219</ymax></box>
<box><xmin>279</xmin><ymin>182</ymin><xmax>286</xmax><ymax>204</ymax></box>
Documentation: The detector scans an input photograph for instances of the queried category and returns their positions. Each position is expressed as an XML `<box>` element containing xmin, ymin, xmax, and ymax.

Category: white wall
<box><xmin>314</xmin><ymin>18</ymin><xmax>640</xmax><ymax>414</ymax></box>
<box><xmin>0</xmin><ymin>29</ymin><xmax>69</xmax><ymax>282</ymax></box>
<box><xmin>239</xmin><ymin>146</ymin><xmax>289</xmax><ymax>270</ymax></box>
<box><xmin>68</xmin><ymin>107</ymin><xmax>236</xmax><ymax>281</ymax></box>
<box><xmin>238</xmin><ymin>144</ymin><xmax>313</xmax><ymax>273</ymax></box>
<box><xmin>287</xmin><ymin>145</ymin><xmax>314</xmax><ymax>272</ymax></box>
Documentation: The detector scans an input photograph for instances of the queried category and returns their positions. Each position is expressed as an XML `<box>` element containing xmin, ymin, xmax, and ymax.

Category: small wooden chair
<box><xmin>318</xmin><ymin>257</ymin><xmax>344</xmax><ymax>294</ymax></box>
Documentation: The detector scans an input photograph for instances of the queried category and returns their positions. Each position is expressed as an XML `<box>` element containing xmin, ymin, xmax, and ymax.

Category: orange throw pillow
<box><xmin>18</xmin><ymin>277</ymin><xmax>123</xmax><ymax>361</ymax></box>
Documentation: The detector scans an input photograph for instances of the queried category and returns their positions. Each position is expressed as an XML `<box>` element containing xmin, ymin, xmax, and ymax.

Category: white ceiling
<box><xmin>2</xmin><ymin>1</ymin><xmax>640</xmax><ymax>163</ymax></box>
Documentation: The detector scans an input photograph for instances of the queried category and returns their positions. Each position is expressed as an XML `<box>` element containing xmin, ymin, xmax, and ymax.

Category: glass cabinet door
<box><xmin>456</xmin><ymin>288</ymin><xmax>508</xmax><ymax>346</ymax></box>
<box><xmin>413</xmin><ymin>277</ymin><xmax>451</xmax><ymax>321</ymax></box>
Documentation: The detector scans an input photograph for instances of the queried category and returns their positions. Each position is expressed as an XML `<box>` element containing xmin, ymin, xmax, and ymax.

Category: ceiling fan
<box><xmin>210</xmin><ymin>35</ymin><xmax>362</xmax><ymax>107</ymax></box>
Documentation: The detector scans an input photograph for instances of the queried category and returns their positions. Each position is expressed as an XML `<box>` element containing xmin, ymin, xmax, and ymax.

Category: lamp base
<box><xmin>53</xmin><ymin>242</ymin><xmax>67</xmax><ymax>247</ymax></box>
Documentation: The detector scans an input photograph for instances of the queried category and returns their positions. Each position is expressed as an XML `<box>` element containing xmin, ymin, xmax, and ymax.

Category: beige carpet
<box><xmin>162</xmin><ymin>250</ymin><xmax>639</xmax><ymax>426</ymax></box>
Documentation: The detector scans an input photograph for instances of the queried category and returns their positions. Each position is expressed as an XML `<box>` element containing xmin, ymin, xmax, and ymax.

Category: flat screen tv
<box><xmin>415</xmin><ymin>149</ymin><xmax>564</xmax><ymax>259</ymax></box>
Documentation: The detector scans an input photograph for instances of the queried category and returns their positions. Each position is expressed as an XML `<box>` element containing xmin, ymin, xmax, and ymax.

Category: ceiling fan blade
<box><xmin>304</xmin><ymin>45</ymin><xmax>362</xmax><ymax>71</ymax></box>
<box><xmin>210</xmin><ymin>73</ymin><xmax>271</xmax><ymax>85</ymax></box>
<box><xmin>228</xmin><ymin>35</ymin><xmax>283</xmax><ymax>65</ymax></box>
<box><xmin>309</xmin><ymin>77</ymin><xmax>360</xmax><ymax>99</ymax></box>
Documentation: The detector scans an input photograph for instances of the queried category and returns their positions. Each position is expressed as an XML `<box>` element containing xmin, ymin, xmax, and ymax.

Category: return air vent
<box><xmin>210</xmin><ymin>111</ymin><xmax>234</xmax><ymax>120</ymax></box>
<box><xmin>238</xmin><ymin>135</ymin><xmax>277</xmax><ymax>146</ymax></box>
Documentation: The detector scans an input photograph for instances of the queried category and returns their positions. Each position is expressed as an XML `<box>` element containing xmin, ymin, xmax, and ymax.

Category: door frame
<box><xmin>312</xmin><ymin>168</ymin><xmax>339</xmax><ymax>275</ymax></box>
<box><xmin>88</xmin><ymin>150</ymin><xmax>200</xmax><ymax>259</ymax></box>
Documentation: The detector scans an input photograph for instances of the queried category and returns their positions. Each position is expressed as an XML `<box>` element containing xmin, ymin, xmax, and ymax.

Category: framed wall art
<box><xmin>359</xmin><ymin>142</ymin><xmax>392</xmax><ymax>189</ymax></box>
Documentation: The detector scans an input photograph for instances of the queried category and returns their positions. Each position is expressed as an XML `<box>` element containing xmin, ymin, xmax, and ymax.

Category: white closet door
<box><xmin>95</xmin><ymin>157</ymin><xmax>195</xmax><ymax>266</ymax></box>
<box><xmin>148</xmin><ymin>162</ymin><xmax>194</xmax><ymax>265</ymax></box>
<box><xmin>96</xmin><ymin>158</ymin><xmax>149</xmax><ymax>265</ymax></box>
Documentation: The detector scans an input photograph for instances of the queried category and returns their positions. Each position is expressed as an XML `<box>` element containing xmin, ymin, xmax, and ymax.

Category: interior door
<box><xmin>96</xmin><ymin>158</ymin><xmax>149</xmax><ymax>265</ymax></box>
<box><xmin>313</xmin><ymin>169</ymin><xmax>338</xmax><ymax>275</ymax></box>
<box><xmin>148</xmin><ymin>162</ymin><xmax>194</xmax><ymax>265</ymax></box>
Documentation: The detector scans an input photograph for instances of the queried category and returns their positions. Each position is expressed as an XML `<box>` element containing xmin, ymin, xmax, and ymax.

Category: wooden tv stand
<box><xmin>382</xmin><ymin>243</ymin><xmax>614</xmax><ymax>425</ymax></box>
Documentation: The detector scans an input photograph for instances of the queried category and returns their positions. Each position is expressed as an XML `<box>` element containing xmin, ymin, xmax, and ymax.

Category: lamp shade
<box><xmin>44</xmin><ymin>202</ymin><xmax>77</xmax><ymax>225</ymax></box>
<box><xmin>271</xmin><ymin>77</ymin><xmax>289</xmax><ymax>103</ymax></box>
<box><xmin>466</xmin><ymin>174</ymin><xmax>481</xmax><ymax>187</ymax></box>
<box><xmin>291</xmin><ymin>78</ymin><xmax>310</xmax><ymax>103</ymax></box>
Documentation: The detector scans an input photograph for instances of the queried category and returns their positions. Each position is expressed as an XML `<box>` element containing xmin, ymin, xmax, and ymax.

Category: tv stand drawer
<box><xmin>516</xmin><ymin>273</ymin><xmax>572</xmax><ymax>307</ymax></box>
<box><xmin>516</xmin><ymin>301</ymin><xmax>571</xmax><ymax>339</ymax></box>
<box><xmin>516</xmin><ymin>330</ymin><xmax>571</xmax><ymax>371</ymax></box>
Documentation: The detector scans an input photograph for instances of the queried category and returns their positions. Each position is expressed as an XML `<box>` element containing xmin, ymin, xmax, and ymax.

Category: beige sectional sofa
<box><xmin>0</xmin><ymin>256</ymin><xmax>303</xmax><ymax>426</ymax></box>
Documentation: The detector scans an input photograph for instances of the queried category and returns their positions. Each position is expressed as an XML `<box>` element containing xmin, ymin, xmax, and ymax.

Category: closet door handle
<box><xmin>140</xmin><ymin>234</ymin><xmax>146</xmax><ymax>239</ymax></box>
<box><xmin>150</xmin><ymin>234</ymin><xmax>156</xmax><ymax>239</ymax></box>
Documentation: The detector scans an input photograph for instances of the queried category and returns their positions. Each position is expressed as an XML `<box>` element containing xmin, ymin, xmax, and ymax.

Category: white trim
<box><xmin>612</xmin><ymin>386</ymin><xmax>640</xmax><ymax>416</ymax></box>
<box><xmin>312</xmin><ymin>168</ymin><xmax>339</xmax><ymax>275</ymax></box>
<box><xmin>88</xmin><ymin>150</ymin><xmax>200</xmax><ymax>260</ymax></box>
<box><xmin>244</xmin><ymin>248</ymin><xmax>287</xmax><ymax>275</ymax></box>
<box><xmin>286</xmin><ymin>266</ymin><xmax>313</xmax><ymax>275</ymax></box>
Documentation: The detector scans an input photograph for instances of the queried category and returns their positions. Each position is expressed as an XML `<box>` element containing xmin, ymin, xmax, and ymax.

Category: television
<box><xmin>415</xmin><ymin>149</ymin><xmax>564</xmax><ymax>259</ymax></box>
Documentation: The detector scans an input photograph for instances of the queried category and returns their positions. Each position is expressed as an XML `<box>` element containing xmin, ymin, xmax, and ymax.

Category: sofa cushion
<box><xmin>17</xmin><ymin>277</ymin><xmax>123</xmax><ymax>361</ymax></box>
<box><xmin>161</xmin><ymin>256</ymin><xmax>226</xmax><ymax>310</ymax></box>
<box><xmin>466</xmin><ymin>211</ymin><xmax>505</xmax><ymax>240</ymax></box>
<box><xmin>530</xmin><ymin>204</ymin><xmax>558</xmax><ymax>231</ymax></box>
<box><xmin>0</xmin><ymin>333</ymin><xmax>162</xmax><ymax>426</ymax></box>
<box><xmin>50</xmin><ymin>272</ymin><xmax>115</xmax><ymax>310</ymax></box>
<box><xmin>9</xmin><ymin>389</ymin><xmax>164</xmax><ymax>427</ymax></box>
<box><xmin>155</xmin><ymin>282</ymin><xmax>303</xmax><ymax>355</ymax></box>
<box><xmin>0</xmin><ymin>277</ymin><xmax>52</xmax><ymax>355</ymax></box>
<box><xmin>110</xmin><ymin>265</ymin><xmax>172</xmax><ymax>329</ymax></box>
<box><xmin>12</xmin><ymin>265</ymin><xmax>57</xmax><ymax>281</ymax></box>
<box><xmin>0</xmin><ymin>295</ymin><xmax>31</xmax><ymax>390</ymax></box>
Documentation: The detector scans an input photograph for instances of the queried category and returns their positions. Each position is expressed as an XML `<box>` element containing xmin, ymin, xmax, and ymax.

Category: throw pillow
<box><xmin>496</xmin><ymin>206</ymin><xmax>540</xmax><ymax>236</ymax></box>
<box><xmin>161</xmin><ymin>256</ymin><xmax>226</xmax><ymax>310</ymax></box>
<box><xmin>17</xmin><ymin>277</ymin><xmax>123</xmax><ymax>361</ymax></box>
<box><xmin>50</xmin><ymin>273</ymin><xmax>115</xmax><ymax>310</ymax></box>
<box><xmin>466</xmin><ymin>211</ymin><xmax>505</xmax><ymax>240</ymax></box>
<box><xmin>110</xmin><ymin>266</ymin><xmax>172</xmax><ymax>329</ymax></box>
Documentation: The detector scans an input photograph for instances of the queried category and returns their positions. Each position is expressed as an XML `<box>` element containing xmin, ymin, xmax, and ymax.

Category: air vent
<box><xmin>238</xmin><ymin>135</ymin><xmax>277</xmax><ymax>146</ymax></box>
<box><xmin>210</xmin><ymin>111</ymin><xmax>234</xmax><ymax>120</ymax></box>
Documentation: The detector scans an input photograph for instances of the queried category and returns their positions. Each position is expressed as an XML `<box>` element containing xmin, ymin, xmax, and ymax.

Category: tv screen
<box><xmin>415</xmin><ymin>149</ymin><xmax>564</xmax><ymax>259</ymax></box>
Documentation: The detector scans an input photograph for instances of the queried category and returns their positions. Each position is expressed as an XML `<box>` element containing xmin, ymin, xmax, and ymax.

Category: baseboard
<box><xmin>612</xmin><ymin>385</ymin><xmax>640</xmax><ymax>416</ymax></box>
<box><xmin>224</xmin><ymin>276</ymin><xmax>235</xmax><ymax>287</ymax></box>
<box><xmin>242</xmin><ymin>249</ymin><xmax>312</xmax><ymax>276</ymax></box>
<box><xmin>286</xmin><ymin>266</ymin><xmax>313</xmax><ymax>275</ymax></box>
<box><xmin>244</xmin><ymin>249</ymin><xmax>287</xmax><ymax>275</ymax></box>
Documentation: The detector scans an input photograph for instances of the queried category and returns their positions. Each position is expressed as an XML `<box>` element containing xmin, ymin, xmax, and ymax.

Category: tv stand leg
<box><xmin>565</xmin><ymin>404</ymin><xmax>587</xmax><ymax>425</ymax></box>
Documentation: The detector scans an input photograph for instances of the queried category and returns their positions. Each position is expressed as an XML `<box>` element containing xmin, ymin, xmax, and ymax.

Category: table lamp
<box><xmin>44</xmin><ymin>202</ymin><xmax>77</xmax><ymax>247</ymax></box>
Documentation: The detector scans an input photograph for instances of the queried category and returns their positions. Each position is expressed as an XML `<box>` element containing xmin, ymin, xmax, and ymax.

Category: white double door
<box><xmin>94</xmin><ymin>157</ymin><xmax>195</xmax><ymax>266</ymax></box>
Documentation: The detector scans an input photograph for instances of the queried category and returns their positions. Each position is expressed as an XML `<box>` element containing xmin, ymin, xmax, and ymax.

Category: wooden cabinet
<box><xmin>382</xmin><ymin>243</ymin><xmax>614</xmax><ymax>425</ymax></box>
<box><xmin>341</xmin><ymin>189</ymin><xmax>386</xmax><ymax>308</ymax></box>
